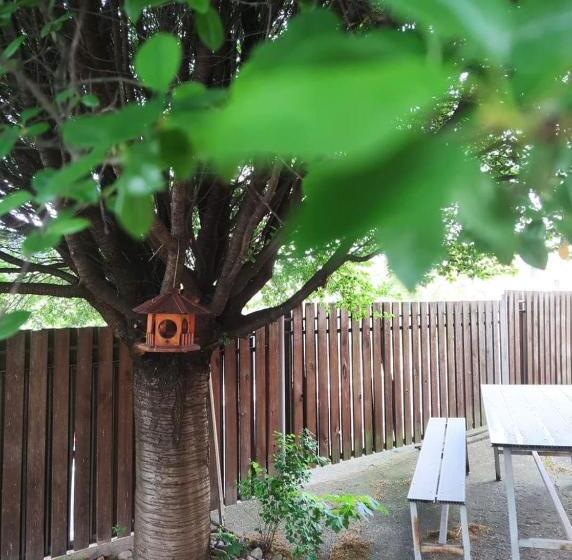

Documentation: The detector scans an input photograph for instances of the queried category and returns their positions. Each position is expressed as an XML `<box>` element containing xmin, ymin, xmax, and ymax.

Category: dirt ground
<box><xmin>221</xmin><ymin>432</ymin><xmax>572</xmax><ymax>559</ymax></box>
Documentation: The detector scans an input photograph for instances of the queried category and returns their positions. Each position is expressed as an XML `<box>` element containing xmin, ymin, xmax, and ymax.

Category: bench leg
<box><xmin>410</xmin><ymin>502</ymin><xmax>422</xmax><ymax>560</ymax></box>
<box><xmin>438</xmin><ymin>504</ymin><xmax>449</xmax><ymax>544</ymax></box>
<box><xmin>460</xmin><ymin>505</ymin><xmax>471</xmax><ymax>560</ymax></box>
<box><xmin>494</xmin><ymin>447</ymin><xmax>501</xmax><ymax>481</ymax></box>
<box><xmin>504</xmin><ymin>449</ymin><xmax>520</xmax><ymax>560</ymax></box>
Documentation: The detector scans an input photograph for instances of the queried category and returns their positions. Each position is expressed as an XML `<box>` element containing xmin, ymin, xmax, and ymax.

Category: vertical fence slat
<box><xmin>96</xmin><ymin>328</ymin><xmax>113</xmax><ymax>543</ymax></box>
<box><xmin>485</xmin><ymin>302</ymin><xmax>494</xmax><ymax>386</ymax></box>
<box><xmin>328</xmin><ymin>305</ymin><xmax>341</xmax><ymax>463</ymax></box>
<box><xmin>411</xmin><ymin>302</ymin><xmax>421</xmax><ymax>443</ymax></box>
<box><xmin>339</xmin><ymin>310</ymin><xmax>351</xmax><ymax>460</ymax></box>
<box><xmin>74</xmin><ymin>328</ymin><xmax>93</xmax><ymax>550</ymax></box>
<box><xmin>224</xmin><ymin>341</ymin><xmax>238</xmax><ymax>503</ymax></box>
<box><xmin>372</xmin><ymin>303</ymin><xmax>384</xmax><ymax>451</ymax></box>
<box><xmin>210</xmin><ymin>348</ymin><xmax>222</xmax><ymax>509</ymax></box>
<box><xmin>254</xmin><ymin>327</ymin><xmax>267</xmax><ymax>470</ymax></box>
<box><xmin>429</xmin><ymin>303</ymin><xmax>439</xmax><ymax>419</ymax></box>
<box><xmin>470</xmin><ymin>303</ymin><xmax>481</xmax><ymax>427</ymax></box>
<box><xmin>419</xmin><ymin>302</ymin><xmax>430</xmax><ymax>433</ymax></box>
<box><xmin>454</xmin><ymin>302</ymin><xmax>465</xmax><ymax>417</ymax></box>
<box><xmin>304</xmin><ymin>304</ymin><xmax>317</xmax><ymax>438</ymax></box>
<box><xmin>362</xmin><ymin>312</ymin><xmax>373</xmax><ymax>455</ymax></box>
<box><xmin>267</xmin><ymin>319</ymin><xmax>284</xmax><ymax>468</ymax></box>
<box><xmin>477</xmin><ymin>302</ymin><xmax>487</xmax><ymax>424</ymax></box>
<box><xmin>317</xmin><ymin>306</ymin><xmax>330</xmax><ymax>458</ymax></box>
<box><xmin>463</xmin><ymin>302</ymin><xmax>473</xmax><ymax>428</ymax></box>
<box><xmin>383</xmin><ymin>302</ymin><xmax>394</xmax><ymax>448</ymax></box>
<box><xmin>351</xmin><ymin>315</ymin><xmax>363</xmax><ymax>458</ymax></box>
<box><xmin>238</xmin><ymin>337</ymin><xmax>252</xmax><ymax>484</ymax></box>
<box><xmin>291</xmin><ymin>307</ymin><xmax>304</xmax><ymax>437</ymax></box>
<box><xmin>446</xmin><ymin>303</ymin><xmax>457</xmax><ymax>417</ymax></box>
<box><xmin>1</xmin><ymin>332</ymin><xmax>26</xmax><ymax>560</ymax></box>
<box><xmin>392</xmin><ymin>303</ymin><xmax>403</xmax><ymax>448</ymax></box>
<box><xmin>51</xmin><ymin>329</ymin><xmax>70</xmax><ymax>557</ymax></box>
<box><xmin>402</xmin><ymin>303</ymin><xmax>412</xmax><ymax>445</ymax></box>
<box><xmin>116</xmin><ymin>342</ymin><xmax>133</xmax><ymax>534</ymax></box>
<box><xmin>437</xmin><ymin>302</ymin><xmax>447</xmax><ymax>417</ymax></box>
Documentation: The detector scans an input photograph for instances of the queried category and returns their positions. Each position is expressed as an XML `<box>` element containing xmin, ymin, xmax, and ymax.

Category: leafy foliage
<box><xmin>240</xmin><ymin>431</ymin><xmax>385</xmax><ymax>559</ymax></box>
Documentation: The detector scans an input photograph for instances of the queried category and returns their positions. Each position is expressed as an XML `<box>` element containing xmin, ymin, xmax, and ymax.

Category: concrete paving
<box><xmin>222</xmin><ymin>435</ymin><xmax>572</xmax><ymax>559</ymax></box>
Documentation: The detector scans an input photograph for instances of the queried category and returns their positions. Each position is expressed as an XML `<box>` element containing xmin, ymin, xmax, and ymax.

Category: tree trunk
<box><xmin>133</xmin><ymin>351</ymin><xmax>211</xmax><ymax>560</ymax></box>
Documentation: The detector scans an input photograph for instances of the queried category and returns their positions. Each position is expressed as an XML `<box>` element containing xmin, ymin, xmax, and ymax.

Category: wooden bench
<box><xmin>408</xmin><ymin>418</ymin><xmax>471</xmax><ymax>560</ymax></box>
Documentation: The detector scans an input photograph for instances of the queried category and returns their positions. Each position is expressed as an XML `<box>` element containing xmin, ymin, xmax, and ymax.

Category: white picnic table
<box><xmin>481</xmin><ymin>384</ymin><xmax>572</xmax><ymax>559</ymax></box>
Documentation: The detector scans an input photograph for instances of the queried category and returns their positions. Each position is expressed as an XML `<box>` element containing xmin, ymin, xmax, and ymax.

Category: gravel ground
<box><xmin>221</xmin><ymin>435</ymin><xmax>572</xmax><ymax>559</ymax></box>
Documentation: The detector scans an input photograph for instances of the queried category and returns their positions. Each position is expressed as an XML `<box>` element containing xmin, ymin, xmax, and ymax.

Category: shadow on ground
<box><xmin>222</xmin><ymin>436</ymin><xmax>572</xmax><ymax>559</ymax></box>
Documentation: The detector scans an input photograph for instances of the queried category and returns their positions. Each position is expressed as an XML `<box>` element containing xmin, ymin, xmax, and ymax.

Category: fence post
<box><xmin>499</xmin><ymin>292</ymin><xmax>510</xmax><ymax>384</ymax></box>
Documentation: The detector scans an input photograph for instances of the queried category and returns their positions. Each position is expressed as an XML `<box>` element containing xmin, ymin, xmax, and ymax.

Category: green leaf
<box><xmin>22</xmin><ymin>122</ymin><xmax>49</xmax><ymax>137</ymax></box>
<box><xmin>292</xmin><ymin>136</ymin><xmax>480</xmax><ymax>289</ymax></box>
<box><xmin>0</xmin><ymin>191</ymin><xmax>31</xmax><ymax>216</ymax></box>
<box><xmin>195</xmin><ymin>7</ymin><xmax>224</xmax><ymax>52</ymax></box>
<box><xmin>22</xmin><ymin>215</ymin><xmax>90</xmax><ymax>256</ymax></box>
<box><xmin>62</xmin><ymin>99</ymin><xmax>163</xmax><ymax>149</ymax></box>
<box><xmin>46</xmin><ymin>215</ymin><xmax>90</xmax><ymax>237</ymax></box>
<box><xmin>383</xmin><ymin>0</ymin><xmax>512</xmax><ymax>64</ymax></box>
<box><xmin>124</xmin><ymin>0</ymin><xmax>168</xmax><ymax>22</ymax></box>
<box><xmin>0</xmin><ymin>127</ymin><xmax>20</xmax><ymax>158</ymax></box>
<box><xmin>171</xmin><ymin>82</ymin><xmax>227</xmax><ymax>111</ymax></box>
<box><xmin>511</xmin><ymin>1</ymin><xmax>572</xmax><ymax>97</ymax></box>
<box><xmin>3</xmin><ymin>35</ymin><xmax>25</xmax><ymax>59</ymax></box>
<box><xmin>0</xmin><ymin>311</ymin><xmax>31</xmax><ymax>340</ymax></box>
<box><xmin>187</xmin><ymin>0</ymin><xmax>209</xmax><ymax>14</ymax></box>
<box><xmin>135</xmin><ymin>32</ymin><xmax>182</xmax><ymax>92</ymax></box>
<box><xmin>113</xmin><ymin>191</ymin><xmax>155</xmax><ymax>238</ymax></box>
<box><xmin>81</xmin><ymin>94</ymin><xmax>100</xmax><ymax>108</ymax></box>
<box><xmin>519</xmin><ymin>220</ymin><xmax>548</xmax><ymax>269</ymax></box>
<box><xmin>40</xmin><ymin>12</ymin><xmax>71</xmax><ymax>38</ymax></box>
<box><xmin>158</xmin><ymin>128</ymin><xmax>195</xmax><ymax>178</ymax></box>
<box><xmin>21</xmin><ymin>106</ymin><xmax>42</xmax><ymax>123</ymax></box>
<box><xmin>22</xmin><ymin>229</ymin><xmax>61</xmax><ymax>256</ymax></box>
<box><xmin>189</xmin><ymin>11</ymin><xmax>448</xmax><ymax>164</ymax></box>
<box><xmin>115</xmin><ymin>141</ymin><xmax>165</xmax><ymax>195</ymax></box>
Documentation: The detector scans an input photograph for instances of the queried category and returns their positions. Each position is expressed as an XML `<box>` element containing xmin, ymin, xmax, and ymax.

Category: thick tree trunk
<box><xmin>133</xmin><ymin>351</ymin><xmax>211</xmax><ymax>560</ymax></box>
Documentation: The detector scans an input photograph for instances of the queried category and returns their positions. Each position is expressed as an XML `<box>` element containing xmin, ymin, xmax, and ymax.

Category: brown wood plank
<box><xmin>317</xmin><ymin>306</ymin><xmax>330</xmax><ymax>458</ymax></box>
<box><xmin>74</xmin><ymin>328</ymin><xmax>93</xmax><ymax>550</ymax></box>
<box><xmin>254</xmin><ymin>327</ymin><xmax>267</xmax><ymax>470</ymax></box>
<box><xmin>291</xmin><ymin>306</ymin><xmax>304</xmax><ymax>437</ymax></box>
<box><xmin>328</xmin><ymin>305</ymin><xmax>341</xmax><ymax>463</ymax></box>
<box><xmin>485</xmin><ymin>301</ymin><xmax>495</xmax><ymax>386</ymax></box>
<box><xmin>556</xmin><ymin>294</ymin><xmax>563</xmax><ymax>384</ymax></box>
<box><xmin>552</xmin><ymin>293</ymin><xmax>557</xmax><ymax>383</ymax></box>
<box><xmin>392</xmin><ymin>302</ymin><xmax>403</xmax><ymax>447</ymax></box>
<box><xmin>477</xmin><ymin>301</ymin><xmax>487</xmax><ymax>424</ymax></box>
<box><xmin>383</xmin><ymin>302</ymin><xmax>394</xmax><ymax>448</ymax></box>
<box><xmin>532</xmin><ymin>292</ymin><xmax>540</xmax><ymax>384</ymax></box>
<box><xmin>238</xmin><ymin>336</ymin><xmax>253</xmax><ymax>483</ymax></box>
<box><xmin>267</xmin><ymin>319</ymin><xmax>283</xmax><ymax>469</ymax></box>
<box><xmin>565</xmin><ymin>295</ymin><xmax>570</xmax><ymax>384</ymax></box>
<box><xmin>401</xmin><ymin>303</ymin><xmax>412</xmax><ymax>445</ymax></box>
<box><xmin>351</xmin><ymin>314</ymin><xmax>363</xmax><ymax>458</ymax></box>
<box><xmin>372</xmin><ymin>303</ymin><xmax>385</xmax><ymax>451</ymax></box>
<box><xmin>463</xmin><ymin>302</ymin><xmax>473</xmax><ymax>428</ymax></box>
<box><xmin>1</xmin><ymin>332</ymin><xmax>26</xmax><ymax>560</ymax></box>
<box><xmin>428</xmin><ymin>303</ymin><xmax>439</xmax><ymax>418</ymax></box>
<box><xmin>446</xmin><ymin>303</ymin><xmax>457</xmax><ymax>417</ymax></box>
<box><xmin>339</xmin><ymin>310</ymin><xmax>352</xmax><ymax>460</ymax></box>
<box><xmin>454</xmin><ymin>302</ymin><xmax>465</xmax><ymax>417</ymax></box>
<box><xmin>470</xmin><ymin>303</ymin><xmax>481</xmax><ymax>427</ymax></box>
<box><xmin>540</xmin><ymin>293</ymin><xmax>547</xmax><ymax>383</ymax></box>
<box><xmin>51</xmin><ymin>329</ymin><xmax>71</xmax><ymax>557</ymax></box>
<box><xmin>209</xmin><ymin>347</ymin><xmax>223</xmax><ymax>509</ymax></box>
<box><xmin>224</xmin><ymin>340</ymin><xmax>238</xmax><ymax>503</ymax></box>
<box><xmin>116</xmin><ymin>342</ymin><xmax>133</xmax><ymax>533</ymax></box>
<box><xmin>26</xmin><ymin>330</ymin><xmax>49</xmax><ymax>559</ymax></box>
<box><xmin>362</xmin><ymin>312</ymin><xmax>374</xmax><ymax>454</ymax></box>
<box><xmin>513</xmin><ymin>294</ymin><xmax>522</xmax><ymax>384</ymax></box>
<box><xmin>437</xmin><ymin>302</ymin><xmax>447</xmax><ymax>417</ymax></box>
<box><xmin>419</xmin><ymin>302</ymin><xmax>430</xmax><ymax>433</ymax></box>
<box><xmin>304</xmin><ymin>303</ymin><xmax>317</xmax><ymax>438</ymax></box>
<box><xmin>96</xmin><ymin>328</ymin><xmax>114</xmax><ymax>543</ymax></box>
<box><xmin>525</xmin><ymin>293</ymin><xmax>533</xmax><ymax>384</ymax></box>
<box><xmin>507</xmin><ymin>292</ymin><xmax>516</xmax><ymax>384</ymax></box>
<box><xmin>410</xmin><ymin>302</ymin><xmax>422</xmax><ymax>443</ymax></box>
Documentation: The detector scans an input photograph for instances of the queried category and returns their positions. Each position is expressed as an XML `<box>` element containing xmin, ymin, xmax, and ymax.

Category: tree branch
<box><xmin>0</xmin><ymin>250</ymin><xmax>78</xmax><ymax>284</ymax></box>
<box><xmin>0</xmin><ymin>282</ymin><xmax>85</xmax><ymax>298</ymax></box>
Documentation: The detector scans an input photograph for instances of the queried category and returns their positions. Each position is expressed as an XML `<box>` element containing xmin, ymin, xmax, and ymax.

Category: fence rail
<box><xmin>0</xmin><ymin>291</ymin><xmax>571</xmax><ymax>559</ymax></box>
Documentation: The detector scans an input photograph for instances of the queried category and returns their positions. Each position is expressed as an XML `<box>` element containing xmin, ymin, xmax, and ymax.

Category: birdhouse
<box><xmin>133</xmin><ymin>291</ymin><xmax>209</xmax><ymax>353</ymax></box>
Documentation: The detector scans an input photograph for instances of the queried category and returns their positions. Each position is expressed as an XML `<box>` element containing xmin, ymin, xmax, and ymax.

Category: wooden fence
<box><xmin>0</xmin><ymin>292</ymin><xmax>571</xmax><ymax>559</ymax></box>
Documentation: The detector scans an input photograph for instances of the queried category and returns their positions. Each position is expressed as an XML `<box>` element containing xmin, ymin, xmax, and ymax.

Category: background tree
<box><xmin>0</xmin><ymin>1</ymin><xmax>571</xmax><ymax>560</ymax></box>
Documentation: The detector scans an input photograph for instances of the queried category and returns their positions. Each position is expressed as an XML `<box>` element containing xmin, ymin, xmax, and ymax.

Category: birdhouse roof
<box><xmin>133</xmin><ymin>291</ymin><xmax>210</xmax><ymax>315</ymax></box>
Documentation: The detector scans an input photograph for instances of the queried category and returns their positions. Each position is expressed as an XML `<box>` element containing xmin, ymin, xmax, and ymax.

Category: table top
<box><xmin>481</xmin><ymin>384</ymin><xmax>572</xmax><ymax>451</ymax></box>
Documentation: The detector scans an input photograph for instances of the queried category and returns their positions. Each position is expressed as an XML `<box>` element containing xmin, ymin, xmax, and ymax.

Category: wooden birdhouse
<box><xmin>133</xmin><ymin>291</ymin><xmax>209</xmax><ymax>353</ymax></box>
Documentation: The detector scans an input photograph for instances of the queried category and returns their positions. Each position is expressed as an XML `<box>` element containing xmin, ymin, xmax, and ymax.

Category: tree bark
<box><xmin>133</xmin><ymin>351</ymin><xmax>211</xmax><ymax>560</ymax></box>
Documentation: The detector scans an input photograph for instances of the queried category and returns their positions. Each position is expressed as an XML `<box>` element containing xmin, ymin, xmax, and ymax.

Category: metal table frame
<box><xmin>482</xmin><ymin>385</ymin><xmax>572</xmax><ymax>559</ymax></box>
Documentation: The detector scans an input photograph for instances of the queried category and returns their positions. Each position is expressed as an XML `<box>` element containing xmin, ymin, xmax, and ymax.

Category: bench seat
<box><xmin>408</xmin><ymin>418</ymin><xmax>471</xmax><ymax>560</ymax></box>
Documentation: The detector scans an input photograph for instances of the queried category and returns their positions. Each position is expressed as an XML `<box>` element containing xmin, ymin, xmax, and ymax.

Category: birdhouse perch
<box><xmin>133</xmin><ymin>291</ymin><xmax>209</xmax><ymax>353</ymax></box>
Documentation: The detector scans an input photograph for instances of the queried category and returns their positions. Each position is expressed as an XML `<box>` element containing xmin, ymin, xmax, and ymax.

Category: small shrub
<box><xmin>240</xmin><ymin>430</ymin><xmax>386</xmax><ymax>560</ymax></box>
<box><xmin>214</xmin><ymin>528</ymin><xmax>247</xmax><ymax>559</ymax></box>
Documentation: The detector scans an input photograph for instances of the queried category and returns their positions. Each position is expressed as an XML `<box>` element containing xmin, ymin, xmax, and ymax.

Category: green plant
<box><xmin>240</xmin><ymin>431</ymin><xmax>385</xmax><ymax>560</ymax></box>
<box><xmin>112</xmin><ymin>524</ymin><xmax>128</xmax><ymax>538</ymax></box>
<box><xmin>214</xmin><ymin>528</ymin><xmax>247</xmax><ymax>559</ymax></box>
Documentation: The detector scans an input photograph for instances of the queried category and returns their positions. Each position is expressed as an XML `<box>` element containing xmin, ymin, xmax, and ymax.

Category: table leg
<box><xmin>410</xmin><ymin>502</ymin><xmax>422</xmax><ymax>560</ymax></box>
<box><xmin>504</xmin><ymin>449</ymin><xmax>520</xmax><ymax>560</ymax></box>
<box><xmin>460</xmin><ymin>505</ymin><xmax>471</xmax><ymax>560</ymax></box>
<box><xmin>439</xmin><ymin>504</ymin><xmax>449</xmax><ymax>544</ymax></box>
<box><xmin>494</xmin><ymin>447</ymin><xmax>501</xmax><ymax>481</ymax></box>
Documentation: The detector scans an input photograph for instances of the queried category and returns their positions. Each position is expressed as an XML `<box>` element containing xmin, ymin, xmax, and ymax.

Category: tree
<box><xmin>0</xmin><ymin>1</ymin><xmax>571</xmax><ymax>559</ymax></box>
